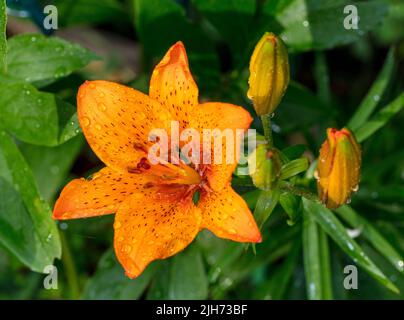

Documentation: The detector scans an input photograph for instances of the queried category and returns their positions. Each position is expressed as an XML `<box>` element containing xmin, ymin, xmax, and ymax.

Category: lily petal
<box><xmin>53</xmin><ymin>167</ymin><xmax>154</xmax><ymax>220</ymax></box>
<box><xmin>114</xmin><ymin>189</ymin><xmax>201</xmax><ymax>278</ymax></box>
<box><xmin>192</xmin><ymin>102</ymin><xmax>253</xmax><ymax>191</ymax></box>
<box><xmin>149</xmin><ymin>41</ymin><xmax>198</xmax><ymax>130</ymax></box>
<box><xmin>198</xmin><ymin>186</ymin><xmax>261</xmax><ymax>243</ymax></box>
<box><xmin>77</xmin><ymin>80</ymin><xmax>173</xmax><ymax>172</ymax></box>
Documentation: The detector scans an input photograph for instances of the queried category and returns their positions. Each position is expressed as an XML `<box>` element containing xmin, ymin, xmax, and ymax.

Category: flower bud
<box><xmin>248</xmin><ymin>144</ymin><xmax>281</xmax><ymax>190</ymax></box>
<box><xmin>316</xmin><ymin>128</ymin><xmax>361</xmax><ymax>209</ymax></box>
<box><xmin>247</xmin><ymin>32</ymin><xmax>290</xmax><ymax>116</ymax></box>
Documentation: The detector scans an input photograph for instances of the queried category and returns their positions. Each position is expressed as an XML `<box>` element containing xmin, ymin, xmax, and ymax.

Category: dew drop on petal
<box><xmin>99</xmin><ymin>103</ymin><xmax>107</xmax><ymax>111</ymax></box>
<box><xmin>81</xmin><ymin>117</ymin><xmax>90</xmax><ymax>127</ymax></box>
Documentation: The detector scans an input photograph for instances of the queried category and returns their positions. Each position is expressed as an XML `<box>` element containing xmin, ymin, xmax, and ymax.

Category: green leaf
<box><xmin>279</xmin><ymin>192</ymin><xmax>302</xmax><ymax>225</ymax></box>
<box><xmin>302</xmin><ymin>209</ymin><xmax>323</xmax><ymax>299</ymax></box>
<box><xmin>191</xmin><ymin>0</ymin><xmax>256</xmax><ymax>61</ymax></box>
<box><xmin>336</xmin><ymin>205</ymin><xmax>404</xmax><ymax>274</ymax></box>
<box><xmin>0</xmin><ymin>131</ymin><xmax>61</xmax><ymax>272</ymax></box>
<box><xmin>314</xmin><ymin>51</ymin><xmax>331</xmax><ymax>104</ymax></box>
<box><xmin>318</xmin><ymin>228</ymin><xmax>333</xmax><ymax>299</ymax></box>
<box><xmin>6</xmin><ymin>33</ymin><xmax>97</xmax><ymax>85</ymax></box>
<box><xmin>303</xmin><ymin>198</ymin><xmax>399</xmax><ymax>293</ymax></box>
<box><xmin>354</xmin><ymin>92</ymin><xmax>404</xmax><ymax>143</ymax></box>
<box><xmin>277</xmin><ymin>81</ymin><xmax>333</xmax><ymax>132</ymax></box>
<box><xmin>271</xmin><ymin>0</ymin><xmax>389</xmax><ymax>52</ymax></box>
<box><xmin>0</xmin><ymin>82</ymin><xmax>81</xmax><ymax>146</ymax></box>
<box><xmin>0</xmin><ymin>0</ymin><xmax>6</xmax><ymax>73</ymax></box>
<box><xmin>254</xmin><ymin>189</ymin><xmax>280</xmax><ymax>228</ymax></box>
<box><xmin>19</xmin><ymin>136</ymin><xmax>84</xmax><ymax>201</ymax></box>
<box><xmin>347</xmin><ymin>48</ymin><xmax>396</xmax><ymax>131</ymax></box>
<box><xmin>82</xmin><ymin>248</ymin><xmax>156</xmax><ymax>299</ymax></box>
<box><xmin>168</xmin><ymin>245</ymin><xmax>208</xmax><ymax>299</ymax></box>
<box><xmin>132</xmin><ymin>0</ymin><xmax>220</xmax><ymax>93</ymax></box>
<box><xmin>253</xmin><ymin>238</ymin><xmax>301</xmax><ymax>300</ymax></box>
<box><xmin>281</xmin><ymin>144</ymin><xmax>306</xmax><ymax>160</ymax></box>
<box><xmin>280</xmin><ymin>157</ymin><xmax>309</xmax><ymax>180</ymax></box>
<box><xmin>54</xmin><ymin>0</ymin><xmax>128</xmax><ymax>27</ymax></box>
<box><xmin>147</xmin><ymin>245</ymin><xmax>208</xmax><ymax>300</ymax></box>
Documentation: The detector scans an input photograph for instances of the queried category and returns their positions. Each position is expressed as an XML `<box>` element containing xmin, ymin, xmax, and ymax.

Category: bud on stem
<box><xmin>248</xmin><ymin>32</ymin><xmax>290</xmax><ymax>116</ymax></box>
<box><xmin>316</xmin><ymin>128</ymin><xmax>361</xmax><ymax>209</ymax></box>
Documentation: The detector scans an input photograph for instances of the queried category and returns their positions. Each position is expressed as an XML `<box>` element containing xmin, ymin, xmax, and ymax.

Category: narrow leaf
<box><xmin>348</xmin><ymin>48</ymin><xmax>395</xmax><ymax>130</ymax></box>
<box><xmin>336</xmin><ymin>205</ymin><xmax>404</xmax><ymax>274</ymax></box>
<box><xmin>0</xmin><ymin>0</ymin><xmax>6</xmax><ymax>73</ymax></box>
<box><xmin>280</xmin><ymin>157</ymin><xmax>309</xmax><ymax>180</ymax></box>
<box><xmin>318</xmin><ymin>228</ymin><xmax>333</xmax><ymax>299</ymax></box>
<box><xmin>302</xmin><ymin>209</ymin><xmax>323</xmax><ymax>299</ymax></box>
<box><xmin>254</xmin><ymin>189</ymin><xmax>280</xmax><ymax>228</ymax></box>
<box><xmin>303</xmin><ymin>198</ymin><xmax>399</xmax><ymax>293</ymax></box>
<box><xmin>355</xmin><ymin>92</ymin><xmax>404</xmax><ymax>143</ymax></box>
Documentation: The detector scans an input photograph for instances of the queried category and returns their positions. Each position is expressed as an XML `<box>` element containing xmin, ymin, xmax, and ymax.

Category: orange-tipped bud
<box><xmin>316</xmin><ymin>128</ymin><xmax>361</xmax><ymax>209</ymax></box>
<box><xmin>247</xmin><ymin>32</ymin><xmax>290</xmax><ymax>116</ymax></box>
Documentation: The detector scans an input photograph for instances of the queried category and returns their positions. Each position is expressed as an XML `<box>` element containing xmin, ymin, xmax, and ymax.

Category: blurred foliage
<box><xmin>0</xmin><ymin>0</ymin><xmax>403</xmax><ymax>300</ymax></box>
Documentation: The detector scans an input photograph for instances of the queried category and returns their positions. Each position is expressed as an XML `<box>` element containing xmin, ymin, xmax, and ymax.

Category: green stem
<box><xmin>279</xmin><ymin>181</ymin><xmax>319</xmax><ymax>202</ymax></box>
<box><xmin>260</xmin><ymin>113</ymin><xmax>273</xmax><ymax>147</ymax></box>
<box><xmin>60</xmin><ymin>231</ymin><xmax>80</xmax><ymax>299</ymax></box>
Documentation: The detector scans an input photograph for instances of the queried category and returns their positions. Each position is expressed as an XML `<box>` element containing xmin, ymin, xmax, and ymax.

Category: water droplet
<box><xmin>122</xmin><ymin>244</ymin><xmax>132</xmax><ymax>253</ymax></box>
<box><xmin>99</xmin><ymin>103</ymin><xmax>107</xmax><ymax>111</ymax></box>
<box><xmin>352</xmin><ymin>185</ymin><xmax>359</xmax><ymax>192</ymax></box>
<box><xmin>89</xmin><ymin>83</ymin><xmax>96</xmax><ymax>89</ymax></box>
<box><xmin>346</xmin><ymin>197</ymin><xmax>351</xmax><ymax>204</ymax></box>
<box><xmin>302</xmin><ymin>20</ymin><xmax>309</xmax><ymax>27</ymax></box>
<box><xmin>397</xmin><ymin>260</ymin><xmax>404</xmax><ymax>271</ymax></box>
<box><xmin>99</xmin><ymin>92</ymin><xmax>105</xmax><ymax>98</ymax></box>
<box><xmin>137</xmin><ymin>112</ymin><xmax>145</xmax><ymax>120</ymax></box>
<box><xmin>31</xmin><ymin>36</ymin><xmax>37</xmax><ymax>42</ymax></box>
<box><xmin>117</xmin><ymin>236</ymin><xmax>124</xmax><ymax>242</ymax></box>
<box><xmin>373</xmin><ymin>95</ymin><xmax>380</xmax><ymax>102</ymax></box>
<box><xmin>54</xmin><ymin>66</ymin><xmax>67</xmax><ymax>78</ymax></box>
<box><xmin>228</xmin><ymin>228</ymin><xmax>237</xmax><ymax>234</ymax></box>
<box><xmin>114</xmin><ymin>221</ymin><xmax>122</xmax><ymax>229</ymax></box>
<box><xmin>371</xmin><ymin>192</ymin><xmax>379</xmax><ymax>199</ymax></box>
<box><xmin>95</xmin><ymin>124</ymin><xmax>102</xmax><ymax>130</ymax></box>
<box><xmin>81</xmin><ymin>117</ymin><xmax>90</xmax><ymax>127</ymax></box>
<box><xmin>46</xmin><ymin>234</ymin><xmax>53</xmax><ymax>242</ymax></box>
<box><xmin>51</xmin><ymin>165</ymin><xmax>60</xmax><ymax>175</ymax></box>
<box><xmin>59</xmin><ymin>222</ymin><xmax>68</xmax><ymax>230</ymax></box>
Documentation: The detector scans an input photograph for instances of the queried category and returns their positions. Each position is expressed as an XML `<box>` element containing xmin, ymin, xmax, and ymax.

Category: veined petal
<box><xmin>149</xmin><ymin>41</ymin><xmax>198</xmax><ymax>130</ymax></box>
<box><xmin>198</xmin><ymin>186</ymin><xmax>261</xmax><ymax>243</ymax></box>
<box><xmin>53</xmin><ymin>167</ymin><xmax>155</xmax><ymax>220</ymax></box>
<box><xmin>77</xmin><ymin>80</ymin><xmax>173</xmax><ymax>173</ymax></box>
<box><xmin>114</xmin><ymin>189</ymin><xmax>201</xmax><ymax>278</ymax></box>
<box><xmin>191</xmin><ymin>102</ymin><xmax>253</xmax><ymax>191</ymax></box>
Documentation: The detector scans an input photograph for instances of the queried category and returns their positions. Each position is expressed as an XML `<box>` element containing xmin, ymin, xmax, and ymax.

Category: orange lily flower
<box><xmin>53</xmin><ymin>42</ymin><xmax>261</xmax><ymax>278</ymax></box>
